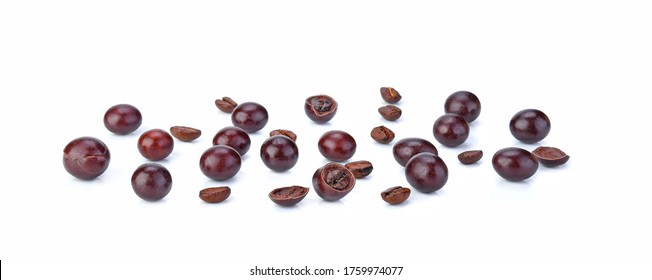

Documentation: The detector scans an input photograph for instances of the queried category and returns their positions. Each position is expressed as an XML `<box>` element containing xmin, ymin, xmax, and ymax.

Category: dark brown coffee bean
<box><xmin>380</xmin><ymin>87</ymin><xmax>402</xmax><ymax>104</ymax></box>
<box><xmin>381</xmin><ymin>186</ymin><xmax>410</xmax><ymax>205</ymax></box>
<box><xmin>199</xmin><ymin>186</ymin><xmax>231</xmax><ymax>203</ymax></box>
<box><xmin>370</xmin><ymin>125</ymin><xmax>395</xmax><ymax>144</ymax></box>
<box><xmin>458</xmin><ymin>150</ymin><xmax>483</xmax><ymax>165</ymax></box>
<box><xmin>344</xmin><ymin>160</ymin><xmax>373</xmax><ymax>179</ymax></box>
<box><xmin>268</xmin><ymin>186</ymin><xmax>309</xmax><ymax>207</ymax></box>
<box><xmin>532</xmin><ymin>146</ymin><xmax>569</xmax><ymax>167</ymax></box>
<box><xmin>269</xmin><ymin>129</ymin><xmax>297</xmax><ymax>142</ymax></box>
<box><xmin>378</xmin><ymin>105</ymin><xmax>402</xmax><ymax>121</ymax></box>
<box><xmin>215</xmin><ymin>97</ymin><xmax>238</xmax><ymax>113</ymax></box>
<box><xmin>169</xmin><ymin>126</ymin><xmax>202</xmax><ymax>142</ymax></box>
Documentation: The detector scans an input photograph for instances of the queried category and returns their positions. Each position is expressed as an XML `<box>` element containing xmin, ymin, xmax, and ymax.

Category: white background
<box><xmin>1</xmin><ymin>0</ymin><xmax>651</xmax><ymax>278</ymax></box>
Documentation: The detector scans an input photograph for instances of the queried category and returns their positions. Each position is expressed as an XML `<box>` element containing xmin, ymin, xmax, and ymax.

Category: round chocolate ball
<box><xmin>509</xmin><ymin>109</ymin><xmax>551</xmax><ymax>143</ymax></box>
<box><xmin>392</xmin><ymin>138</ymin><xmax>438</xmax><ymax>167</ymax></box>
<box><xmin>63</xmin><ymin>137</ymin><xmax>110</xmax><ymax>180</ymax></box>
<box><xmin>137</xmin><ymin>129</ymin><xmax>174</xmax><ymax>161</ymax></box>
<box><xmin>199</xmin><ymin>145</ymin><xmax>242</xmax><ymax>181</ymax></box>
<box><xmin>433</xmin><ymin>114</ymin><xmax>470</xmax><ymax>147</ymax></box>
<box><xmin>131</xmin><ymin>163</ymin><xmax>172</xmax><ymax>201</ymax></box>
<box><xmin>103</xmin><ymin>104</ymin><xmax>142</xmax><ymax>135</ymax></box>
<box><xmin>212</xmin><ymin>126</ymin><xmax>251</xmax><ymax>156</ymax></box>
<box><xmin>444</xmin><ymin>91</ymin><xmax>481</xmax><ymax>123</ymax></box>
<box><xmin>260</xmin><ymin>135</ymin><xmax>299</xmax><ymax>172</ymax></box>
<box><xmin>405</xmin><ymin>152</ymin><xmax>448</xmax><ymax>193</ymax></box>
<box><xmin>492</xmin><ymin>147</ymin><xmax>539</xmax><ymax>181</ymax></box>
<box><xmin>318</xmin><ymin>130</ymin><xmax>357</xmax><ymax>162</ymax></box>
<box><xmin>231</xmin><ymin>102</ymin><xmax>269</xmax><ymax>133</ymax></box>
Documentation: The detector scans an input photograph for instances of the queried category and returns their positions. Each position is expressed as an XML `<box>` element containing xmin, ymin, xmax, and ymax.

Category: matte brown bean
<box><xmin>381</xmin><ymin>186</ymin><xmax>411</xmax><ymax>205</ymax></box>
<box><xmin>215</xmin><ymin>97</ymin><xmax>238</xmax><ymax>113</ymax></box>
<box><xmin>199</xmin><ymin>186</ymin><xmax>231</xmax><ymax>203</ymax></box>
<box><xmin>378</xmin><ymin>105</ymin><xmax>402</xmax><ymax>121</ymax></box>
<box><xmin>170</xmin><ymin>126</ymin><xmax>202</xmax><ymax>142</ymax></box>
<box><xmin>344</xmin><ymin>160</ymin><xmax>373</xmax><ymax>179</ymax></box>
<box><xmin>380</xmin><ymin>87</ymin><xmax>402</xmax><ymax>104</ymax></box>
<box><xmin>458</xmin><ymin>150</ymin><xmax>483</xmax><ymax>165</ymax></box>
<box><xmin>370</xmin><ymin>125</ymin><xmax>395</xmax><ymax>144</ymax></box>
<box><xmin>269</xmin><ymin>129</ymin><xmax>297</xmax><ymax>142</ymax></box>
<box><xmin>532</xmin><ymin>146</ymin><xmax>570</xmax><ymax>167</ymax></box>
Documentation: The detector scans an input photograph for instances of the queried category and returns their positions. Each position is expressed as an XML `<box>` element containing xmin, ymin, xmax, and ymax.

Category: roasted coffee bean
<box><xmin>532</xmin><ymin>146</ymin><xmax>569</xmax><ymax>167</ymax></box>
<box><xmin>269</xmin><ymin>129</ymin><xmax>297</xmax><ymax>142</ymax></box>
<box><xmin>199</xmin><ymin>186</ymin><xmax>231</xmax><ymax>203</ymax></box>
<box><xmin>458</xmin><ymin>150</ymin><xmax>483</xmax><ymax>165</ymax></box>
<box><xmin>380</xmin><ymin>87</ymin><xmax>402</xmax><ymax>104</ymax></box>
<box><xmin>381</xmin><ymin>186</ymin><xmax>411</xmax><ymax>205</ymax></box>
<box><xmin>378</xmin><ymin>105</ymin><xmax>402</xmax><ymax>121</ymax></box>
<box><xmin>170</xmin><ymin>126</ymin><xmax>202</xmax><ymax>142</ymax></box>
<box><xmin>344</xmin><ymin>160</ymin><xmax>373</xmax><ymax>179</ymax></box>
<box><xmin>370</xmin><ymin>125</ymin><xmax>395</xmax><ymax>144</ymax></box>
<box><xmin>215</xmin><ymin>97</ymin><xmax>238</xmax><ymax>113</ymax></box>
<box><xmin>268</xmin><ymin>186</ymin><xmax>309</xmax><ymax>207</ymax></box>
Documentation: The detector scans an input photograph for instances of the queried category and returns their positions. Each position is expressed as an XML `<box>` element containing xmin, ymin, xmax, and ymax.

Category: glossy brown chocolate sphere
<box><xmin>131</xmin><ymin>163</ymin><xmax>172</xmax><ymax>201</ymax></box>
<box><xmin>317</xmin><ymin>130</ymin><xmax>356</xmax><ymax>162</ymax></box>
<box><xmin>103</xmin><ymin>104</ymin><xmax>142</xmax><ymax>135</ymax></box>
<box><xmin>509</xmin><ymin>109</ymin><xmax>551</xmax><ymax>143</ymax></box>
<box><xmin>444</xmin><ymin>91</ymin><xmax>481</xmax><ymax>123</ymax></box>
<box><xmin>137</xmin><ymin>129</ymin><xmax>174</xmax><ymax>161</ymax></box>
<box><xmin>492</xmin><ymin>147</ymin><xmax>539</xmax><ymax>181</ymax></box>
<box><xmin>231</xmin><ymin>102</ymin><xmax>269</xmax><ymax>133</ymax></box>
<box><xmin>212</xmin><ymin>126</ymin><xmax>251</xmax><ymax>156</ymax></box>
<box><xmin>392</xmin><ymin>138</ymin><xmax>438</xmax><ymax>167</ymax></box>
<box><xmin>63</xmin><ymin>137</ymin><xmax>110</xmax><ymax>180</ymax></box>
<box><xmin>405</xmin><ymin>152</ymin><xmax>448</xmax><ymax>193</ymax></box>
<box><xmin>260</xmin><ymin>135</ymin><xmax>299</xmax><ymax>172</ymax></box>
<box><xmin>433</xmin><ymin>114</ymin><xmax>470</xmax><ymax>147</ymax></box>
<box><xmin>199</xmin><ymin>145</ymin><xmax>242</xmax><ymax>181</ymax></box>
